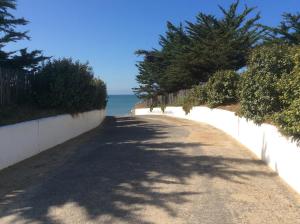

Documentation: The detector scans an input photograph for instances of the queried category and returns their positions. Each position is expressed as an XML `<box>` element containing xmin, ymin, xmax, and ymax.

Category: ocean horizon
<box><xmin>106</xmin><ymin>95</ymin><xmax>140</xmax><ymax>116</ymax></box>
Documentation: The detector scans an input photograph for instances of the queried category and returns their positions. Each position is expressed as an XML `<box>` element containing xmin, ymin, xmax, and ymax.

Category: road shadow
<box><xmin>0</xmin><ymin>116</ymin><xmax>275</xmax><ymax>223</ymax></box>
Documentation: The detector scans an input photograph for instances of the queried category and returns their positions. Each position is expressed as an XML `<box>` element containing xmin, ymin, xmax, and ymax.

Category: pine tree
<box><xmin>133</xmin><ymin>49</ymin><xmax>164</xmax><ymax>99</ymax></box>
<box><xmin>0</xmin><ymin>0</ymin><xmax>47</xmax><ymax>71</ymax></box>
<box><xmin>134</xmin><ymin>1</ymin><xmax>263</xmax><ymax>98</ymax></box>
<box><xmin>186</xmin><ymin>0</ymin><xmax>262</xmax><ymax>81</ymax></box>
<box><xmin>158</xmin><ymin>22</ymin><xmax>195</xmax><ymax>93</ymax></box>
<box><xmin>264</xmin><ymin>13</ymin><xmax>300</xmax><ymax>44</ymax></box>
<box><xmin>134</xmin><ymin>22</ymin><xmax>194</xmax><ymax>98</ymax></box>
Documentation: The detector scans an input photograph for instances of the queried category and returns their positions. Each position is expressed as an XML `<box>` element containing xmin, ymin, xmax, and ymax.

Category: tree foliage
<box><xmin>264</xmin><ymin>13</ymin><xmax>300</xmax><ymax>44</ymax></box>
<box><xmin>0</xmin><ymin>0</ymin><xmax>47</xmax><ymax>71</ymax></box>
<box><xmin>133</xmin><ymin>50</ymin><xmax>164</xmax><ymax>100</ymax></box>
<box><xmin>32</xmin><ymin>59</ymin><xmax>107</xmax><ymax>113</ymax></box>
<box><xmin>133</xmin><ymin>1</ymin><xmax>300</xmax><ymax>140</ymax></box>
<box><xmin>133</xmin><ymin>22</ymin><xmax>193</xmax><ymax>98</ymax></box>
<box><xmin>134</xmin><ymin>1</ymin><xmax>263</xmax><ymax>99</ymax></box>
<box><xmin>186</xmin><ymin>1</ymin><xmax>261</xmax><ymax>80</ymax></box>
<box><xmin>0</xmin><ymin>1</ymin><xmax>107</xmax><ymax>125</ymax></box>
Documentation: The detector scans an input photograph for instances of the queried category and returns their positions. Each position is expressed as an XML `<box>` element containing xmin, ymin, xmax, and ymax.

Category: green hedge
<box><xmin>275</xmin><ymin>99</ymin><xmax>300</xmax><ymax>139</ymax></box>
<box><xmin>32</xmin><ymin>58</ymin><xmax>107</xmax><ymax>113</ymax></box>
<box><xmin>239</xmin><ymin>44</ymin><xmax>295</xmax><ymax>123</ymax></box>
<box><xmin>206</xmin><ymin>70</ymin><xmax>239</xmax><ymax>108</ymax></box>
<box><xmin>274</xmin><ymin>49</ymin><xmax>300</xmax><ymax>138</ymax></box>
<box><xmin>147</xmin><ymin>44</ymin><xmax>300</xmax><ymax>140</ymax></box>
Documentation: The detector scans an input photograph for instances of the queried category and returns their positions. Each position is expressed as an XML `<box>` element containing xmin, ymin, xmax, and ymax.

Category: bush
<box><xmin>239</xmin><ymin>44</ymin><xmax>294</xmax><ymax>123</ymax></box>
<box><xmin>274</xmin><ymin>99</ymin><xmax>300</xmax><ymax>139</ymax></box>
<box><xmin>277</xmin><ymin>49</ymin><xmax>300</xmax><ymax>108</ymax></box>
<box><xmin>160</xmin><ymin>103</ymin><xmax>166</xmax><ymax>113</ymax></box>
<box><xmin>239</xmin><ymin>71</ymin><xmax>280</xmax><ymax>122</ymax></box>
<box><xmin>182</xmin><ymin>96</ymin><xmax>194</xmax><ymax>115</ymax></box>
<box><xmin>192</xmin><ymin>84</ymin><xmax>207</xmax><ymax>105</ymax></box>
<box><xmin>206</xmin><ymin>70</ymin><xmax>239</xmax><ymax>108</ymax></box>
<box><xmin>32</xmin><ymin>58</ymin><xmax>107</xmax><ymax>113</ymax></box>
<box><xmin>181</xmin><ymin>85</ymin><xmax>207</xmax><ymax>114</ymax></box>
<box><xmin>274</xmin><ymin>48</ymin><xmax>300</xmax><ymax>138</ymax></box>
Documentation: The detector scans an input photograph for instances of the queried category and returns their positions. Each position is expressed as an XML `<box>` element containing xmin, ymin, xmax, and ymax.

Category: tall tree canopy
<box><xmin>264</xmin><ymin>13</ymin><xmax>300</xmax><ymax>44</ymax></box>
<box><xmin>186</xmin><ymin>1</ymin><xmax>262</xmax><ymax>80</ymax></box>
<box><xmin>133</xmin><ymin>22</ymin><xmax>193</xmax><ymax>97</ymax></box>
<box><xmin>134</xmin><ymin>1</ymin><xmax>263</xmax><ymax>99</ymax></box>
<box><xmin>157</xmin><ymin>22</ymin><xmax>194</xmax><ymax>93</ymax></box>
<box><xmin>0</xmin><ymin>0</ymin><xmax>46</xmax><ymax>71</ymax></box>
<box><xmin>133</xmin><ymin>49</ymin><xmax>164</xmax><ymax>99</ymax></box>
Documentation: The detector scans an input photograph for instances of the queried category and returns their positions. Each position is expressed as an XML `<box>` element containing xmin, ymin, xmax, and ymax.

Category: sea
<box><xmin>106</xmin><ymin>95</ymin><xmax>140</xmax><ymax>116</ymax></box>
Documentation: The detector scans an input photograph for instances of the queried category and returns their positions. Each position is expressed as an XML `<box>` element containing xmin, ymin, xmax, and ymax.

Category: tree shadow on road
<box><xmin>0</xmin><ymin>116</ymin><xmax>276</xmax><ymax>223</ymax></box>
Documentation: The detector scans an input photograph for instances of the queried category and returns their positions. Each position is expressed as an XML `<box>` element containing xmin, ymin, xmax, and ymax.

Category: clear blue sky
<box><xmin>7</xmin><ymin>0</ymin><xmax>300</xmax><ymax>94</ymax></box>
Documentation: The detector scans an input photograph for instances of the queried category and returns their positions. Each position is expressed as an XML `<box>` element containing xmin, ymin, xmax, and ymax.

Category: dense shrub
<box><xmin>277</xmin><ymin>49</ymin><xmax>300</xmax><ymax>108</ymax></box>
<box><xmin>274</xmin><ymin>49</ymin><xmax>300</xmax><ymax>138</ymax></box>
<box><xmin>239</xmin><ymin>71</ymin><xmax>280</xmax><ymax>123</ymax></box>
<box><xmin>192</xmin><ymin>85</ymin><xmax>207</xmax><ymax>105</ymax></box>
<box><xmin>206</xmin><ymin>70</ymin><xmax>239</xmax><ymax>108</ymax></box>
<box><xmin>32</xmin><ymin>58</ymin><xmax>107</xmax><ymax>113</ymax></box>
<box><xmin>182</xmin><ymin>96</ymin><xmax>193</xmax><ymax>115</ymax></box>
<box><xmin>239</xmin><ymin>44</ymin><xmax>294</xmax><ymax>123</ymax></box>
<box><xmin>274</xmin><ymin>99</ymin><xmax>300</xmax><ymax>139</ymax></box>
<box><xmin>182</xmin><ymin>85</ymin><xmax>207</xmax><ymax>114</ymax></box>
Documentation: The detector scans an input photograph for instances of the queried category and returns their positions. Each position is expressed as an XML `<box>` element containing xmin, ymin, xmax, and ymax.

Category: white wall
<box><xmin>135</xmin><ymin>106</ymin><xmax>300</xmax><ymax>194</ymax></box>
<box><xmin>0</xmin><ymin>110</ymin><xmax>105</xmax><ymax>170</ymax></box>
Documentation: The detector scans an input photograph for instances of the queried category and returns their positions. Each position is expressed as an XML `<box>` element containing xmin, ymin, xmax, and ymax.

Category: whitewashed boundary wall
<box><xmin>0</xmin><ymin>110</ymin><xmax>105</xmax><ymax>170</ymax></box>
<box><xmin>135</xmin><ymin>106</ymin><xmax>300</xmax><ymax>194</ymax></box>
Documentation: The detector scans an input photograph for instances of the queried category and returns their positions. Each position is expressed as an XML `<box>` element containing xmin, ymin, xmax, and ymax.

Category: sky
<box><xmin>7</xmin><ymin>0</ymin><xmax>300</xmax><ymax>94</ymax></box>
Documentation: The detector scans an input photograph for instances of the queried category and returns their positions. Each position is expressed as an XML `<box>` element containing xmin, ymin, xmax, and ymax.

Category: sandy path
<box><xmin>0</xmin><ymin>116</ymin><xmax>299</xmax><ymax>224</ymax></box>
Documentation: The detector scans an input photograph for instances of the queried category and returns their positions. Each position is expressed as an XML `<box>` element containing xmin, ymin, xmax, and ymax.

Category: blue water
<box><xmin>106</xmin><ymin>95</ymin><xmax>140</xmax><ymax>116</ymax></box>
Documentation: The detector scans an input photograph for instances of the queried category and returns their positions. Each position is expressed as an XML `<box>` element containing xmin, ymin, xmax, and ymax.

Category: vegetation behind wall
<box><xmin>0</xmin><ymin>59</ymin><xmax>107</xmax><ymax>126</ymax></box>
<box><xmin>0</xmin><ymin>1</ymin><xmax>107</xmax><ymax>126</ymax></box>
<box><xmin>134</xmin><ymin>1</ymin><xmax>300</xmax><ymax>140</ymax></box>
<box><xmin>32</xmin><ymin>59</ymin><xmax>107</xmax><ymax>113</ymax></box>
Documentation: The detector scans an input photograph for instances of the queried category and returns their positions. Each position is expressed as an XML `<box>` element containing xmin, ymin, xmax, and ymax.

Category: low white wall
<box><xmin>0</xmin><ymin>110</ymin><xmax>105</xmax><ymax>170</ymax></box>
<box><xmin>135</xmin><ymin>106</ymin><xmax>300</xmax><ymax>194</ymax></box>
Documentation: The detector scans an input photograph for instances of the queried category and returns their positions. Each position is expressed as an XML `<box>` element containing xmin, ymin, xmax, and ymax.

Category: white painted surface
<box><xmin>0</xmin><ymin>110</ymin><xmax>105</xmax><ymax>170</ymax></box>
<box><xmin>135</xmin><ymin>106</ymin><xmax>300</xmax><ymax>194</ymax></box>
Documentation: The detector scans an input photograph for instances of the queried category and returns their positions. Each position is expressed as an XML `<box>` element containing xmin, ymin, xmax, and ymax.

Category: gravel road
<box><xmin>0</xmin><ymin>116</ymin><xmax>299</xmax><ymax>224</ymax></box>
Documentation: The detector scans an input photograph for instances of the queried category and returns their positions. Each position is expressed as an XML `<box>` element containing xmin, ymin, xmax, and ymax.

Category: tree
<box><xmin>134</xmin><ymin>1</ymin><xmax>263</xmax><ymax>99</ymax></box>
<box><xmin>0</xmin><ymin>0</ymin><xmax>46</xmax><ymax>71</ymax></box>
<box><xmin>134</xmin><ymin>22</ymin><xmax>193</xmax><ymax>98</ymax></box>
<box><xmin>263</xmin><ymin>13</ymin><xmax>300</xmax><ymax>44</ymax></box>
<box><xmin>186</xmin><ymin>0</ymin><xmax>262</xmax><ymax>81</ymax></box>
<box><xmin>158</xmin><ymin>22</ymin><xmax>195</xmax><ymax>93</ymax></box>
<box><xmin>0</xmin><ymin>0</ymin><xmax>28</xmax><ymax>45</ymax></box>
<box><xmin>133</xmin><ymin>49</ymin><xmax>164</xmax><ymax>99</ymax></box>
<box><xmin>8</xmin><ymin>48</ymin><xmax>47</xmax><ymax>72</ymax></box>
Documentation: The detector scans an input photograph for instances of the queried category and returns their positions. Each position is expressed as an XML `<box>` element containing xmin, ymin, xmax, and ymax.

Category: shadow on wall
<box><xmin>0</xmin><ymin>116</ymin><xmax>275</xmax><ymax>224</ymax></box>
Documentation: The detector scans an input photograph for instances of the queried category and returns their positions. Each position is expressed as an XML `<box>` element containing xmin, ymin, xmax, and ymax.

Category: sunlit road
<box><xmin>0</xmin><ymin>116</ymin><xmax>299</xmax><ymax>224</ymax></box>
